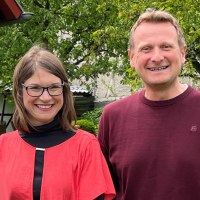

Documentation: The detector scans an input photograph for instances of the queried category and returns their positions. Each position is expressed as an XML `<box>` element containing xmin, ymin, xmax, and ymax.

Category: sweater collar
<box><xmin>27</xmin><ymin>117</ymin><xmax>61</xmax><ymax>134</ymax></box>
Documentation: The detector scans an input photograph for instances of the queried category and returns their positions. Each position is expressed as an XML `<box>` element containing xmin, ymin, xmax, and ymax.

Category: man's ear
<box><xmin>181</xmin><ymin>45</ymin><xmax>187</xmax><ymax>64</ymax></box>
<box><xmin>128</xmin><ymin>49</ymin><xmax>135</xmax><ymax>69</ymax></box>
<box><xmin>128</xmin><ymin>49</ymin><xmax>131</xmax><ymax>58</ymax></box>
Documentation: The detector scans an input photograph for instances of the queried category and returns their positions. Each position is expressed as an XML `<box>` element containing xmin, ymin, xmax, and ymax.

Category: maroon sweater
<box><xmin>98</xmin><ymin>86</ymin><xmax>200</xmax><ymax>200</ymax></box>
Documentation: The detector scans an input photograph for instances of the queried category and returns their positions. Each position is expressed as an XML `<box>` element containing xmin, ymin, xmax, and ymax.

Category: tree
<box><xmin>0</xmin><ymin>0</ymin><xmax>200</xmax><ymax>93</ymax></box>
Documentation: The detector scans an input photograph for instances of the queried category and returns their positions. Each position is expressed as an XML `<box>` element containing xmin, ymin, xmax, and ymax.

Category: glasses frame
<box><xmin>21</xmin><ymin>82</ymin><xmax>65</xmax><ymax>97</ymax></box>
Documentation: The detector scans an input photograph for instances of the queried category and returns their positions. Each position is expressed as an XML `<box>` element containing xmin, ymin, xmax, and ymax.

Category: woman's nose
<box><xmin>39</xmin><ymin>89</ymin><xmax>52</xmax><ymax>100</ymax></box>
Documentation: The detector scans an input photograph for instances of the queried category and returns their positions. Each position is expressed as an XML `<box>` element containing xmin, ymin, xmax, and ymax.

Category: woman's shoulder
<box><xmin>0</xmin><ymin>130</ymin><xmax>20</xmax><ymax>151</ymax></box>
<box><xmin>75</xmin><ymin>129</ymin><xmax>97</xmax><ymax>140</ymax></box>
<box><xmin>0</xmin><ymin>130</ymin><xmax>19</xmax><ymax>140</ymax></box>
<box><xmin>72</xmin><ymin>129</ymin><xmax>98</xmax><ymax>147</ymax></box>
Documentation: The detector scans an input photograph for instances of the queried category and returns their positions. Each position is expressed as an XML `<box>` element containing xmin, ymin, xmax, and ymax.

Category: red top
<box><xmin>0</xmin><ymin>129</ymin><xmax>115</xmax><ymax>200</ymax></box>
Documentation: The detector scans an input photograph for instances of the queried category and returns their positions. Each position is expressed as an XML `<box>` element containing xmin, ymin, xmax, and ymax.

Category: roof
<box><xmin>70</xmin><ymin>85</ymin><xmax>93</xmax><ymax>96</ymax></box>
<box><xmin>0</xmin><ymin>83</ymin><xmax>93</xmax><ymax>96</ymax></box>
<box><xmin>0</xmin><ymin>0</ymin><xmax>33</xmax><ymax>26</ymax></box>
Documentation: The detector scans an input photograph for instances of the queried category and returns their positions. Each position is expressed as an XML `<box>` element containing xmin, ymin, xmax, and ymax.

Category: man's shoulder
<box><xmin>105</xmin><ymin>91</ymin><xmax>141</xmax><ymax>109</ymax></box>
<box><xmin>187</xmin><ymin>86</ymin><xmax>200</xmax><ymax>99</ymax></box>
<box><xmin>101</xmin><ymin>91</ymin><xmax>142</xmax><ymax>116</ymax></box>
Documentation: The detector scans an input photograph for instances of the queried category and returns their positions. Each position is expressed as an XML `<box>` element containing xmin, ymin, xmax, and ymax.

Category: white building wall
<box><xmin>72</xmin><ymin>73</ymin><xmax>131</xmax><ymax>105</ymax></box>
<box><xmin>95</xmin><ymin>74</ymin><xmax>131</xmax><ymax>102</ymax></box>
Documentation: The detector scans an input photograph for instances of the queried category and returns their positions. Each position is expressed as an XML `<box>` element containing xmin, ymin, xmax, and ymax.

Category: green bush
<box><xmin>80</xmin><ymin>107</ymin><xmax>103</xmax><ymax>128</ymax></box>
<box><xmin>76</xmin><ymin>119</ymin><xmax>96</xmax><ymax>135</ymax></box>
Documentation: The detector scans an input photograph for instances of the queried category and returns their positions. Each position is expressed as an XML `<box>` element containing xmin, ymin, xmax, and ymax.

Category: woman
<box><xmin>0</xmin><ymin>46</ymin><xmax>115</xmax><ymax>200</ymax></box>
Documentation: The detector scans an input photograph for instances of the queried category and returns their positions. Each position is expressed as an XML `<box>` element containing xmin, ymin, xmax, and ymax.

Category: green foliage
<box><xmin>75</xmin><ymin>119</ymin><xmax>96</xmax><ymax>135</ymax></box>
<box><xmin>121</xmin><ymin>67</ymin><xmax>143</xmax><ymax>93</ymax></box>
<box><xmin>78</xmin><ymin>107</ymin><xmax>103</xmax><ymax>135</ymax></box>
<box><xmin>0</xmin><ymin>0</ymin><xmax>200</xmax><ymax>93</ymax></box>
<box><xmin>81</xmin><ymin>107</ymin><xmax>103</xmax><ymax>127</ymax></box>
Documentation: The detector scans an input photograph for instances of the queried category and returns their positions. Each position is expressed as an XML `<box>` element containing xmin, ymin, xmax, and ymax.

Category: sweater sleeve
<box><xmin>78</xmin><ymin>137</ymin><xmax>116</xmax><ymax>200</ymax></box>
<box><xmin>98</xmin><ymin>108</ymin><xmax>119</xmax><ymax>191</ymax></box>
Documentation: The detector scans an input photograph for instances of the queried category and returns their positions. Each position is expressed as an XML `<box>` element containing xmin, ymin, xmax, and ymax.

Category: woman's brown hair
<box><xmin>12</xmin><ymin>45</ymin><xmax>77</xmax><ymax>132</ymax></box>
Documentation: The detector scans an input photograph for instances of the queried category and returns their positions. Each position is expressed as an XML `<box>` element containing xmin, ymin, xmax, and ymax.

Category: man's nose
<box><xmin>151</xmin><ymin>48</ymin><xmax>164</xmax><ymax>62</ymax></box>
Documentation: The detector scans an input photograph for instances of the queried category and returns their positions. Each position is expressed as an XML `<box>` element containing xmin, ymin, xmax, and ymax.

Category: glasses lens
<box><xmin>27</xmin><ymin>86</ymin><xmax>43</xmax><ymax>97</ymax></box>
<box><xmin>23</xmin><ymin>83</ymin><xmax>64</xmax><ymax>97</ymax></box>
<box><xmin>48</xmin><ymin>85</ymin><xmax>63</xmax><ymax>96</ymax></box>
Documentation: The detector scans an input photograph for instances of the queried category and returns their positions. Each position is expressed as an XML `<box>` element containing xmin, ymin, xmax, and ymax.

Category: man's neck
<box><xmin>144</xmin><ymin>83</ymin><xmax>188</xmax><ymax>101</ymax></box>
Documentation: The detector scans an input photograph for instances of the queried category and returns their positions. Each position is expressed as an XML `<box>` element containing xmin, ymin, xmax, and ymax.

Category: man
<box><xmin>98</xmin><ymin>8</ymin><xmax>200</xmax><ymax>200</ymax></box>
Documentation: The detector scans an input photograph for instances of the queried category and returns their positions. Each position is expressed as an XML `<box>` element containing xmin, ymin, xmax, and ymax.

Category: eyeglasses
<box><xmin>22</xmin><ymin>82</ymin><xmax>64</xmax><ymax>97</ymax></box>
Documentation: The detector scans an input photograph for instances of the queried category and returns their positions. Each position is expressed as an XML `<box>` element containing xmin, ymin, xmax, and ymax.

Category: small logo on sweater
<box><xmin>190</xmin><ymin>125</ymin><xmax>198</xmax><ymax>132</ymax></box>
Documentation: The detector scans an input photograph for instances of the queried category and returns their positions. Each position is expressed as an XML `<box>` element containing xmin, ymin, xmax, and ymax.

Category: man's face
<box><xmin>128</xmin><ymin>22</ymin><xmax>186</xmax><ymax>89</ymax></box>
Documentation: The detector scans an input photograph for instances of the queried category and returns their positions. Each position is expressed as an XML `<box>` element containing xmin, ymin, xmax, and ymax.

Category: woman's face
<box><xmin>22</xmin><ymin>67</ymin><xmax>64</xmax><ymax>126</ymax></box>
